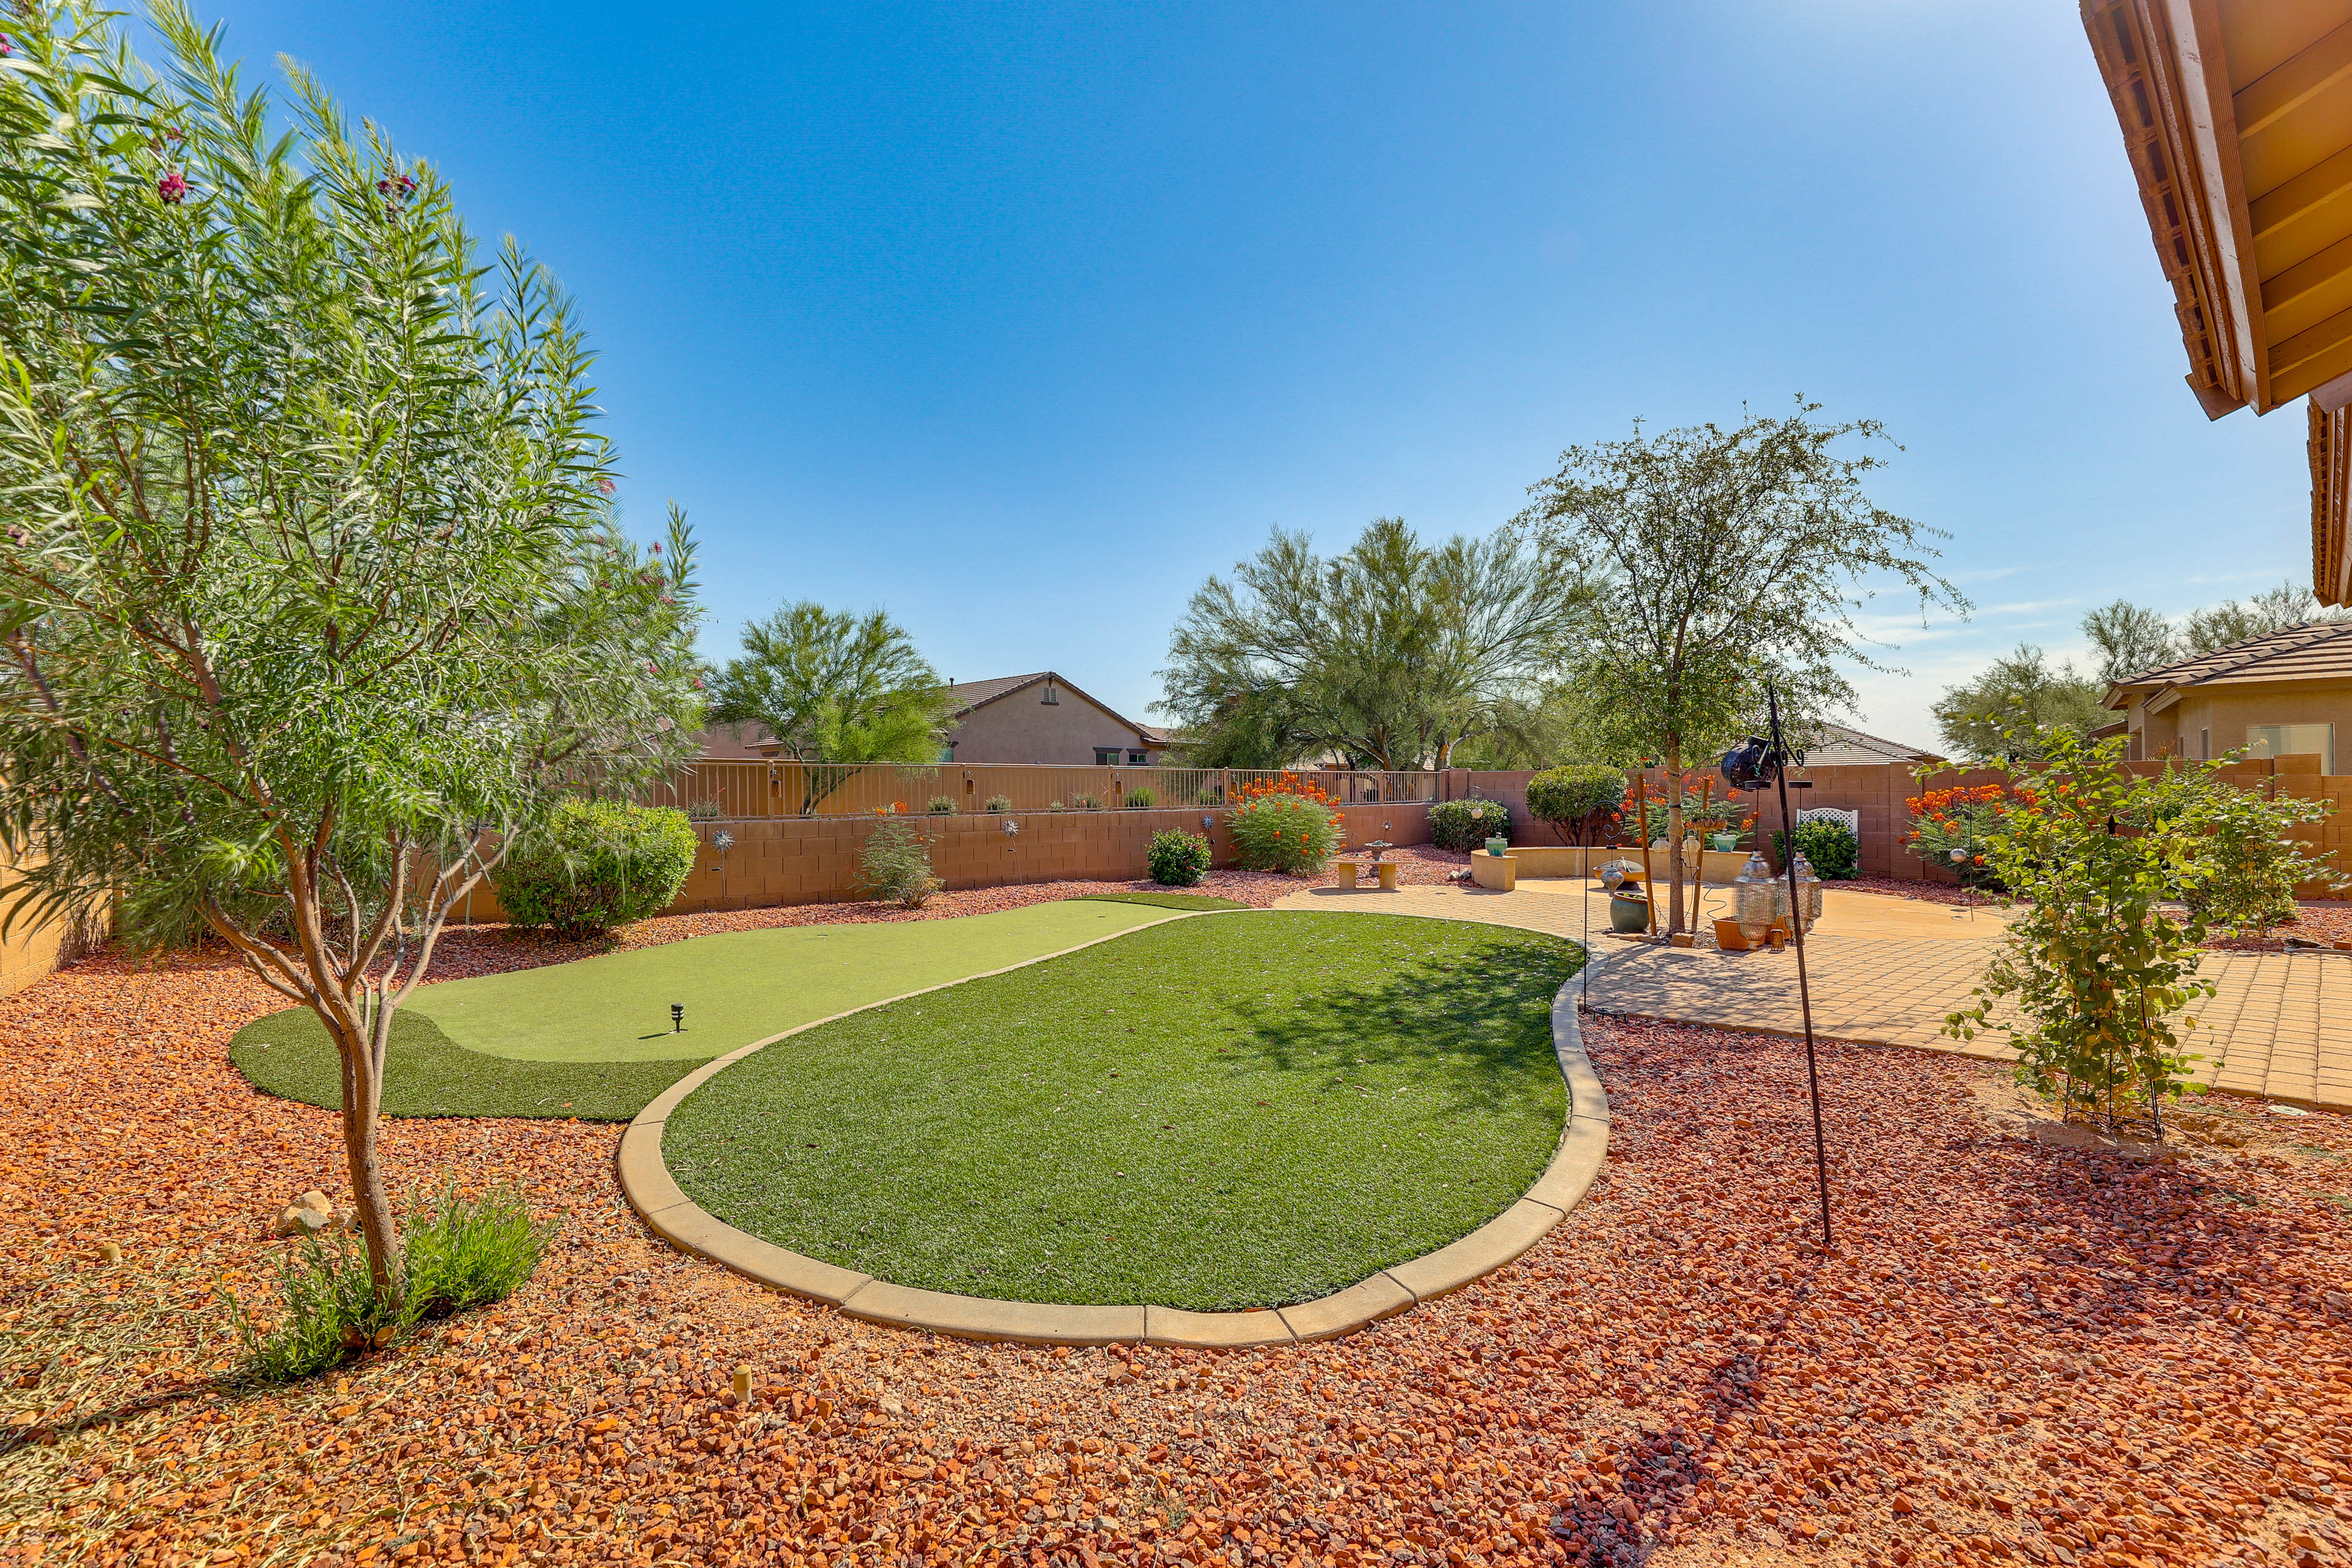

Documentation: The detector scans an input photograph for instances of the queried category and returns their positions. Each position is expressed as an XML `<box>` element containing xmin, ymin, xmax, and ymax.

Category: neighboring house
<box><xmin>687</xmin><ymin>677</ymin><xmax>1166</xmax><ymax>767</ymax></box>
<box><xmin>937</xmin><ymin>673</ymin><xmax>1170</xmax><ymax>766</ymax></box>
<box><xmin>693</xmin><ymin>722</ymin><xmax>778</xmax><ymax>760</ymax></box>
<box><xmin>2103</xmin><ymin>622</ymin><xmax>2352</xmax><ymax>771</ymax></box>
<box><xmin>1798</xmin><ymin>723</ymin><xmax>1943</xmax><ymax>769</ymax></box>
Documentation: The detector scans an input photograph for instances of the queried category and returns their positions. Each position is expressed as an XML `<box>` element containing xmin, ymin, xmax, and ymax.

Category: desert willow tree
<box><xmin>0</xmin><ymin>3</ymin><xmax>703</xmax><ymax>1300</ymax></box>
<box><xmin>1515</xmin><ymin>405</ymin><xmax>1966</xmax><ymax>937</ymax></box>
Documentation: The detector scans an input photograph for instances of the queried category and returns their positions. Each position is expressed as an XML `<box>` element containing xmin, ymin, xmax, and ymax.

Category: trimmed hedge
<box><xmin>492</xmin><ymin>800</ymin><xmax>697</xmax><ymax>938</ymax></box>
<box><xmin>1774</xmin><ymin>818</ymin><xmax>1859</xmax><ymax>880</ymax></box>
<box><xmin>1430</xmin><ymin>799</ymin><xmax>1512</xmax><ymax>852</ymax></box>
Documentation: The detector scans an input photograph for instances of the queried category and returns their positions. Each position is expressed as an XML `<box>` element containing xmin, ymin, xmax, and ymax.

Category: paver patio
<box><xmin>1275</xmin><ymin>880</ymin><xmax>2352</xmax><ymax>1109</ymax></box>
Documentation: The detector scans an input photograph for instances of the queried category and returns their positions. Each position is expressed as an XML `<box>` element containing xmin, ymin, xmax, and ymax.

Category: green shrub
<box><xmin>1229</xmin><ymin>793</ymin><xmax>1340</xmax><ymax>873</ymax></box>
<box><xmin>1072</xmin><ymin>794</ymin><xmax>1102</xmax><ymax>811</ymax></box>
<box><xmin>683</xmin><ymin>797</ymin><xmax>722</xmax><ymax>822</ymax></box>
<box><xmin>1523</xmin><ymin>765</ymin><xmax>1626</xmax><ymax>845</ymax></box>
<box><xmin>2165</xmin><ymin>775</ymin><xmax>2344</xmax><ymax>936</ymax></box>
<box><xmin>1147</xmin><ymin>829</ymin><xmax>1212</xmax><ymax>886</ymax></box>
<box><xmin>1126</xmin><ymin>788</ymin><xmax>1157</xmax><ymax>810</ymax></box>
<box><xmin>1195</xmin><ymin>785</ymin><xmax>1224</xmax><ymax>805</ymax></box>
<box><xmin>926</xmin><ymin>796</ymin><xmax>956</xmax><ymax>815</ymax></box>
<box><xmin>1773</xmin><ymin>818</ymin><xmax>1859</xmax><ymax>880</ymax></box>
<box><xmin>230</xmin><ymin>1181</ymin><xmax>555</xmax><ymax>1384</ymax></box>
<box><xmin>492</xmin><ymin>799</ymin><xmax>698</xmax><ymax>938</ymax></box>
<box><xmin>1048</xmin><ymin>800</ymin><xmax>1065</xmax><ymax>812</ymax></box>
<box><xmin>1430</xmin><ymin>799</ymin><xmax>1512</xmax><ymax>852</ymax></box>
<box><xmin>982</xmin><ymin>794</ymin><xmax>1012</xmax><ymax>813</ymax></box>
<box><xmin>859</xmin><ymin>818</ymin><xmax>941</xmax><ymax>908</ymax></box>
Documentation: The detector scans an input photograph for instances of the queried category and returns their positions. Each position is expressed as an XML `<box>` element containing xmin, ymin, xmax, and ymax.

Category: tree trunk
<box><xmin>1664</xmin><ymin>750</ymin><xmax>1687</xmax><ymax>937</ymax></box>
<box><xmin>330</xmin><ymin>1007</ymin><xmax>402</xmax><ymax>1302</ymax></box>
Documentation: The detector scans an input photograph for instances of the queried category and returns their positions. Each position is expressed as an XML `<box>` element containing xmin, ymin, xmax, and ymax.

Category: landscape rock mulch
<box><xmin>4</xmin><ymin>942</ymin><xmax>2351</xmax><ymax>1567</ymax></box>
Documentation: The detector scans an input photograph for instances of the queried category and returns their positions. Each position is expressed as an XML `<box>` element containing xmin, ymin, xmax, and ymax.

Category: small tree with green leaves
<box><xmin>709</xmin><ymin>602</ymin><xmax>950</xmax><ymax>814</ymax></box>
<box><xmin>0</xmin><ymin>4</ymin><xmax>700</xmax><ymax>1305</ymax></box>
<box><xmin>1944</xmin><ymin>729</ymin><xmax>2225</xmax><ymax>1133</ymax></box>
<box><xmin>1523</xmin><ymin>764</ymin><xmax>1627</xmax><ymax>845</ymax></box>
<box><xmin>1516</xmin><ymin>404</ymin><xmax>1966</xmax><ymax>935</ymax></box>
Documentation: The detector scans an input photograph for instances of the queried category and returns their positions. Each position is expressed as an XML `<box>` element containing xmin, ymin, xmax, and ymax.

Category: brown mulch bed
<box><xmin>5</xmin><ymin>954</ymin><xmax>2351</xmax><ymax>1564</ymax></box>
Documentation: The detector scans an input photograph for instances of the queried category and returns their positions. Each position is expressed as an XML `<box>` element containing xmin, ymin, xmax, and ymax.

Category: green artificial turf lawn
<box><xmin>229</xmin><ymin>900</ymin><xmax>1182</xmax><ymax>1121</ymax></box>
<box><xmin>1068</xmin><ymin>892</ymin><xmax>1248</xmax><ymax>911</ymax></box>
<box><xmin>663</xmin><ymin>911</ymin><xmax>1579</xmax><ymax>1311</ymax></box>
<box><xmin>413</xmin><ymin>900</ymin><xmax>1178</xmax><ymax>1062</ymax></box>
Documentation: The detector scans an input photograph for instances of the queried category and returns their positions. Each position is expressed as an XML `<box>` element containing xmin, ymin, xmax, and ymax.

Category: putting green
<box><xmin>414</xmin><ymin>900</ymin><xmax>1182</xmax><ymax>1062</ymax></box>
<box><xmin>231</xmin><ymin>899</ymin><xmax>1196</xmax><ymax>1121</ymax></box>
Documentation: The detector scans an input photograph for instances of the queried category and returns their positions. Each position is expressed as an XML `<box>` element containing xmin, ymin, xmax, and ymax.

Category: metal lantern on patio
<box><xmin>1732</xmin><ymin>851</ymin><xmax>1784</xmax><ymax>946</ymax></box>
<box><xmin>1792</xmin><ymin>850</ymin><xmax>1824</xmax><ymax>930</ymax></box>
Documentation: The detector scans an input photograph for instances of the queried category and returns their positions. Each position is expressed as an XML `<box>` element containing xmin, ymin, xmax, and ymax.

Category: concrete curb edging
<box><xmin>616</xmin><ymin>910</ymin><xmax>1611</xmax><ymax>1348</ymax></box>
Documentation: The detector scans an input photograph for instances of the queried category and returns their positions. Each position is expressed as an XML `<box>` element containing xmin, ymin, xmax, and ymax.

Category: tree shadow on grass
<box><xmin>1218</xmin><ymin>932</ymin><xmax>1581</xmax><ymax>1117</ymax></box>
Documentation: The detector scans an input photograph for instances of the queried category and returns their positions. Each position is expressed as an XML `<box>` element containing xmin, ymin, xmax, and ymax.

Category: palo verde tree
<box><xmin>1159</xmin><ymin>518</ymin><xmax>1587</xmax><ymax>770</ymax></box>
<box><xmin>0</xmin><ymin>4</ymin><xmax>703</xmax><ymax>1301</ymax></box>
<box><xmin>707</xmin><ymin>602</ymin><xmax>951</xmax><ymax>815</ymax></box>
<box><xmin>1515</xmin><ymin>404</ymin><xmax>1966</xmax><ymax>935</ymax></box>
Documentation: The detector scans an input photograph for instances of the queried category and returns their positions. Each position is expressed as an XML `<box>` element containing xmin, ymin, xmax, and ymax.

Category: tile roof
<box><xmin>944</xmin><ymin>673</ymin><xmax>1054</xmax><ymax>713</ymax></box>
<box><xmin>1801</xmin><ymin>723</ymin><xmax>1942</xmax><ymax>767</ymax></box>
<box><xmin>2105</xmin><ymin>621</ymin><xmax>2352</xmax><ymax>707</ymax></box>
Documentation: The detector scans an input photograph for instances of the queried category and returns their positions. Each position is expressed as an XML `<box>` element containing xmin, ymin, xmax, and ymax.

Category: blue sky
<box><xmin>194</xmin><ymin>0</ymin><xmax>2310</xmax><ymax>750</ymax></box>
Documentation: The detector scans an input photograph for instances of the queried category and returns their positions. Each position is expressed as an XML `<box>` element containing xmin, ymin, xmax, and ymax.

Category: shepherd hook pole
<box><xmin>1769</xmin><ymin>684</ymin><xmax>1834</xmax><ymax>1251</ymax></box>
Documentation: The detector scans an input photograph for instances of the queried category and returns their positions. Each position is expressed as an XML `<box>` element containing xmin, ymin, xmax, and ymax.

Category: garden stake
<box><xmin>1765</xmin><ymin>685</ymin><xmax>1835</xmax><ymax>1251</ymax></box>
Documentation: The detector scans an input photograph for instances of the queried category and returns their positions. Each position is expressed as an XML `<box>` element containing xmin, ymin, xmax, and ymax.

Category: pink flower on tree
<box><xmin>157</xmin><ymin>171</ymin><xmax>188</xmax><ymax>205</ymax></box>
<box><xmin>596</xmin><ymin>477</ymin><xmax>616</xmax><ymax>495</ymax></box>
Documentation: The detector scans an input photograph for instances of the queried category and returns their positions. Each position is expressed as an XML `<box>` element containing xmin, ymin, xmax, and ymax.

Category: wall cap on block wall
<box><xmin>617</xmin><ymin>910</ymin><xmax>1608</xmax><ymax>1347</ymax></box>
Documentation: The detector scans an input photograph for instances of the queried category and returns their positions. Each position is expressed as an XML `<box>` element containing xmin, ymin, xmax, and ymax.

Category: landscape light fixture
<box><xmin>1719</xmin><ymin>684</ymin><xmax>1835</xmax><ymax>1251</ymax></box>
<box><xmin>670</xmin><ymin>1003</ymin><xmax>685</xmax><ymax>1034</ymax></box>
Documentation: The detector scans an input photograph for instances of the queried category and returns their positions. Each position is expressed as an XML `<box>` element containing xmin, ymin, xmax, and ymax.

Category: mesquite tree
<box><xmin>0</xmin><ymin>3</ymin><xmax>701</xmax><ymax>1300</ymax></box>
<box><xmin>1515</xmin><ymin>405</ymin><xmax>1966</xmax><ymax>935</ymax></box>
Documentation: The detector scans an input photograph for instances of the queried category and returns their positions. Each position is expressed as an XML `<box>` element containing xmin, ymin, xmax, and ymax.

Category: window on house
<box><xmin>2245</xmin><ymin>723</ymin><xmax>2334</xmax><ymax>773</ymax></box>
<box><xmin>1093</xmin><ymin>747</ymin><xmax>1120</xmax><ymax>766</ymax></box>
<box><xmin>2199</xmin><ymin>728</ymin><xmax>2209</xmax><ymax>761</ymax></box>
<box><xmin>1128</xmin><ymin>750</ymin><xmax>1148</xmax><ymax>764</ymax></box>
<box><xmin>937</xmin><ymin>743</ymin><xmax>956</xmax><ymax>763</ymax></box>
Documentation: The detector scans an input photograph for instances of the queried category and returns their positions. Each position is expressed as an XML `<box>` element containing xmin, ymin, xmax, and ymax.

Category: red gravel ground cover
<box><xmin>2204</xmin><ymin>903</ymin><xmax>2352</xmax><ymax>954</ymax></box>
<box><xmin>5</xmin><ymin>941</ymin><xmax>2351</xmax><ymax>1567</ymax></box>
<box><xmin>1838</xmin><ymin>878</ymin><xmax>1992</xmax><ymax>910</ymax></box>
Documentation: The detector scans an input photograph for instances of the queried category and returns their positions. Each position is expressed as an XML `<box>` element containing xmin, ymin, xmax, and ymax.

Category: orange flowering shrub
<box><xmin>1904</xmin><ymin>782</ymin><xmax>2030</xmax><ymax>884</ymax></box>
<box><xmin>1231</xmin><ymin>772</ymin><xmax>1336</xmax><ymax>805</ymax></box>
<box><xmin>1229</xmin><ymin>784</ymin><xmax>1345</xmax><ymax>873</ymax></box>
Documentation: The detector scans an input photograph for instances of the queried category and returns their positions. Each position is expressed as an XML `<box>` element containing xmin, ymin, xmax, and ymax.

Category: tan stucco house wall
<box><xmin>938</xmin><ymin>674</ymin><xmax>1167</xmax><ymax>766</ymax></box>
<box><xmin>2125</xmin><ymin>678</ymin><xmax>2352</xmax><ymax>768</ymax></box>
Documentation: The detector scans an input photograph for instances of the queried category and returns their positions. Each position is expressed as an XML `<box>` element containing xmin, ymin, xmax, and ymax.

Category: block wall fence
<box><xmin>450</xmin><ymin>801</ymin><xmax>1436</xmax><ymax>920</ymax></box>
<box><xmin>439</xmin><ymin>758</ymin><xmax>2352</xmax><ymax>924</ymax></box>
<box><xmin>1446</xmin><ymin>756</ymin><xmax>2351</xmax><ymax>891</ymax></box>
